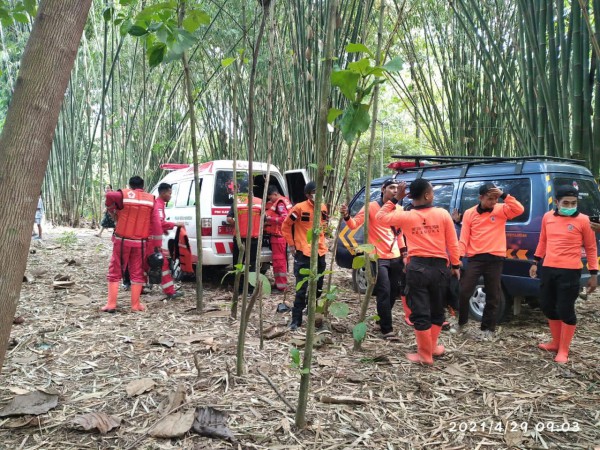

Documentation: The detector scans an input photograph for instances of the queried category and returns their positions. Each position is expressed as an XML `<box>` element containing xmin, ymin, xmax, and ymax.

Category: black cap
<box><xmin>304</xmin><ymin>181</ymin><xmax>317</xmax><ymax>195</ymax></box>
<box><xmin>555</xmin><ymin>185</ymin><xmax>579</xmax><ymax>200</ymax></box>
<box><xmin>479</xmin><ymin>182</ymin><xmax>497</xmax><ymax>196</ymax></box>
<box><xmin>381</xmin><ymin>179</ymin><xmax>399</xmax><ymax>189</ymax></box>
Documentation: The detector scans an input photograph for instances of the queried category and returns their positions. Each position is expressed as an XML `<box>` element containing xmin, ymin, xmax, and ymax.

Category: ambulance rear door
<box><xmin>284</xmin><ymin>169</ymin><xmax>309</xmax><ymax>204</ymax></box>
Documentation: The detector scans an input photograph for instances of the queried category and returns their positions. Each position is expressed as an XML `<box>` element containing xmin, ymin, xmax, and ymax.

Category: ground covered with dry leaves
<box><xmin>1</xmin><ymin>226</ymin><xmax>600</xmax><ymax>449</ymax></box>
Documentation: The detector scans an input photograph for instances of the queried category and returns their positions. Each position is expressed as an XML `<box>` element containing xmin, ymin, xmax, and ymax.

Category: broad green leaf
<box><xmin>370</xmin><ymin>314</ymin><xmax>380</xmax><ymax>322</ymax></box>
<box><xmin>23</xmin><ymin>0</ymin><xmax>36</xmax><ymax>16</ymax></box>
<box><xmin>352</xmin><ymin>255</ymin><xmax>365</xmax><ymax>270</ymax></box>
<box><xmin>103</xmin><ymin>6</ymin><xmax>114</xmax><ymax>22</ymax></box>
<box><xmin>356</xmin><ymin>243</ymin><xmax>375</xmax><ymax>254</ymax></box>
<box><xmin>322</xmin><ymin>270</ymin><xmax>334</xmax><ymax>275</ymax></box>
<box><xmin>327</xmin><ymin>108</ymin><xmax>343</xmax><ymax>124</ymax></box>
<box><xmin>331</xmin><ymin>70</ymin><xmax>360</xmax><ymax>102</ymax></box>
<box><xmin>347</xmin><ymin>58</ymin><xmax>371</xmax><ymax>75</ymax></box>
<box><xmin>221</xmin><ymin>57</ymin><xmax>236</xmax><ymax>68</ymax></box>
<box><xmin>382</xmin><ymin>56</ymin><xmax>403</xmax><ymax>72</ymax></box>
<box><xmin>296</xmin><ymin>279</ymin><xmax>307</xmax><ymax>291</ymax></box>
<box><xmin>339</xmin><ymin>103</ymin><xmax>371</xmax><ymax>144</ymax></box>
<box><xmin>119</xmin><ymin>19</ymin><xmax>133</xmax><ymax>36</ymax></box>
<box><xmin>13</xmin><ymin>12</ymin><xmax>28</xmax><ymax>23</ymax></box>
<box><xmin>290</xmin><ymin>347</ymin><xmax>300</xmax><ymax>367</ymax></box>
<box><xmin>306</xmin><ymin>229</ymin><xmax>313</xmax><ymax>244</ymax></box>
<box><xmin>148</xmin><ymin>42</ymin><xmax>166</xmax><ymax>67</ymax></box>
<box><xmin>366</xmin><ymin>66</ymin><xmax>385</xmax><ymax>77</ymax></box>
<box><xmin>183</xmin><ymin>9</ymin><xmax>210</xmax><ymax>33</ymax></box>
<box><xmin>346</xmin><ymin>43</ymin><xmax>374</xmax><ymax>58</ymax></box>
<box><xmin>128</xmin><ymin>25</ymin><xmax>148</xmax><ymax>36</ymax></box>
<box><xmin>120</xmin><ymin>0</ymin><xmax>136</xmax><ymax>5</ymax></box>
<box><xmin>352</xmin><ymin>322</ymin><xmax>368</xmax><ymax>343</ymax></box>
<box><xmin>260</xmin><ymin>274</ymin><xmax>271</xmax><ymax>295</ymax></box>
<box><xmin>136</xmin><ymin>1</ymin><xmax>176</xmax><ymax>22</ymax></box>
<box><xmin>330</xmin><ymin>302</ymin><xmax>349</xmax><ymax>318</ymax></box>
<box><xmin>299</xmin><ymin>268</ymin><xmax>311</xmax><ymax>275</ymax></box>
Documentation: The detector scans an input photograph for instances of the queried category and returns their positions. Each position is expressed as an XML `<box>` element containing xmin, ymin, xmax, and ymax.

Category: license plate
<box><xmin>218</xmin><ymin>225</ymin><xmax>233</xmax><ymax>235</ymax></box>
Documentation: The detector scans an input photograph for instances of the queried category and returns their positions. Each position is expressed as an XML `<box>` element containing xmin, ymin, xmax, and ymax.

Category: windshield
<box><xmin>553</xmin><ymin>177</ymin><xmax>600</xmax><ymax>217</ymax></box>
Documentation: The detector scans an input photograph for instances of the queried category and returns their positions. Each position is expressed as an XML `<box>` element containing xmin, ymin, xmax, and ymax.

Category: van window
<box><xmin>460</xmin><ymin>179</ymin><xmax>531</xmax><ymax>222</ymax></box>
<box><xmin>188</xmin><ymin>179</ymin><xmax>202</xmax><ymax>206</ymax></box>
<box><xmin>553</xmin><ymin>177</ymin><xmax>600</xmax><ymax>217</ymax></box>
<box><xmin>350</xmin><ymin>186</ymin><xmax>381</xmax><ymax>215</ymax></box>
<box><xmin>214</xmin><ymin>171</ymin><xmax>249</xmax><ymax>206</ymax></box>
<box><xmin>432</xmin><ymin>183</ymin><xmax>454</xmax><ymax>212</ymax></box>
<box><xmin>175</xmin><ymin>181</ymin><xmax>192</xmax><ymax>207</ymax></box>
<box><xmin>166</xmin><ymin>183</ymin><xmax>179</xmax><ymax>208</ymax></box>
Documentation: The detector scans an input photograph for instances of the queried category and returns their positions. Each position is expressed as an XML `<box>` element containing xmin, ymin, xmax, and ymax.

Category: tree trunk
<box><xmin>0</xmin><ymin>0</ymin><xmax>93</xmax><ymax>372</ymax></box>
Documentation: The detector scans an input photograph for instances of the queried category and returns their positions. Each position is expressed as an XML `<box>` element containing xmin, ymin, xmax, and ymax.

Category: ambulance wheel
<box><xmin>352</xmin><ymin>267</ymin><xmax>367</xmax><ymax>294</ymax></box>
<box><xmin>468</xmin><ymin>279</ymin><xmax>509</xmax><ymax>323</ymax></box>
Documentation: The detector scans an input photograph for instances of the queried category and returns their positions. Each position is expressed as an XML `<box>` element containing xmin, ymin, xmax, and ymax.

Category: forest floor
<box><xmin>1</xmin><ymin>226</ymin><xmax>599</xmax><ymax>450</ymax></box>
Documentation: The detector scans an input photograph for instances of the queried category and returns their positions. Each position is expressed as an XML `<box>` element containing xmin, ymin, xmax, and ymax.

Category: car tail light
<box><xmin>201</xmin><ymin>218</ymin><xmax>212</xmax><ymax>236</ymax></box>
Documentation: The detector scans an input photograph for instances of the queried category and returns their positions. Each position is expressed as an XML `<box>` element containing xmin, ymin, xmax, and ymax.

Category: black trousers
<box><xmin>540</xmin><ymin>267</ymin><xmax>581</xmax><ymax>325</ymax></box>
<box><xmin>232</xmin><ymin>237</ymin><xmax>259</xmax><ymax>293</ymax></box>
<box><xmin>458</xmin><ymin>259</ymin><xmax>504</xmax><ymax>331</ymax></box>
<box><xmin>405</xmin><ymin>257</ymin><xmax>450</xmax><ymax>331</ymax></box>
<box><xmin>292</xmin><ymin>253</ymin><xmax>326</xmax><ymax>324</ymax></box>
<box><xmin>373</xmin><ymin>257</ymin><xmax>403</xmax><ymax>334</ymax></box>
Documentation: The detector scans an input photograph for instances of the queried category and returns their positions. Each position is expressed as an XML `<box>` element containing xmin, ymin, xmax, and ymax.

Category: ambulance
<box><xmin>151</xmin><ymin>160</ymin><xmax>307</xmax><ymax>274</ymax></box>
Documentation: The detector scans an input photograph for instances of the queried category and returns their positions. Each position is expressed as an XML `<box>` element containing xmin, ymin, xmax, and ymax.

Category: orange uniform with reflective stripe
<box><xmin>281</xmin><ymin>200</ymin><xmax>328</xmax><ymax>257</ymax></box>
<box><xmin>237</xmin><ymin>196</ymin><xmax>262</xmax><ymax>238</ymax></box>
<box><xmin>265</xmin><ymin>196</ymin><xmax>292</xmax><ymax>236</ymax></box>
<box><xmin>345</xmin><ymin>201</ymin><xmax>402</xmax><ymax>259</ymax></box>
<box><xmin>376</xmin><ymin>202</ymin><xmax>460</xmax><ymax>266</ymax></box>
<box><xmin>114</xmin><ymin>189</ymin><xmax>155</xmax><ymax>240</ymax></box>
<box><xmin>534</xmin><ymin>211</ymin><xmax>598</xmax><ymax>271</ymax></box>
<box><xmin>459</xmin><ymin>195</ymin><xmax>524</xmax><ymax>257</ymax></box>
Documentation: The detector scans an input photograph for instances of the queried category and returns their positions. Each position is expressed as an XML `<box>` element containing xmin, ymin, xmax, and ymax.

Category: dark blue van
<box><xmin>336</xmin><ymin>156</ymin><xmax>600</xmax><ymax>322</ymax></box>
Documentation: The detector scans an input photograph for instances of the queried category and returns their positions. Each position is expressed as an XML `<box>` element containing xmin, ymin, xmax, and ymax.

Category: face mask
<box><xmin>559</xmin><ymin>207</ymin><xmax>577</xmax><ymax>216</ymax></box>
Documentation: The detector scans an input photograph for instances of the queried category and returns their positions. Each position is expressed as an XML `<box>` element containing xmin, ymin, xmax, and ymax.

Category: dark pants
<box><xmin>373</xmin><ymin>257</ymin><xmax>403</xmax><ymax>334</ymax></box>
<box><xmin>292</xmin><ymin>253</ymin><xmax>326</xmax><ymax>325</ymax></box>
<box><xmin>540</xmin><ymin>267</ymin><xmax>580</xmax><ymax>325</ymax></box>
<box><xmin>232</xmin><ymin>237</ymin><xmax>259</xmax><ymax>293</ymax></box>
<box><xmin>458</xmin><ymin>259</ymin><xmax>504</xmax><ymax>331</ymax></box>
<box><xmin>405</xmin><ymin>257</ymin><xmax>450</xmax><ymax>331</ymax></box>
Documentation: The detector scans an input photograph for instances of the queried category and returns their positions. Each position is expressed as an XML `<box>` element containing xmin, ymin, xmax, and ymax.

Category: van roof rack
<box><xmin>389</xmin><ymin>154</ymin><xmax>586</xmax><ymax>177</ymax></box>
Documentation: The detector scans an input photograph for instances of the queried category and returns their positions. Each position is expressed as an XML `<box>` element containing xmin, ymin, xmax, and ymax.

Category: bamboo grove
<box><xmin>0</xmin><ymin>0</ymin><xmax>599</xmax><ymax>226</ymax></box>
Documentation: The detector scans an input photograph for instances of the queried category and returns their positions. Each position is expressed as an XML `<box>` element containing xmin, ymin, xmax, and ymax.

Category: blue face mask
<box><xmin>559</xmin><ymin>207</ymin><xmax>577</xmax><ymax>216</ymax></box>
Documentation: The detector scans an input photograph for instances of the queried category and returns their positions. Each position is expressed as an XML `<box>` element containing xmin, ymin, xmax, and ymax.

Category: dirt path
<box><xmin>1</xmin><ymin>226</ymin><xmax>599</xmax><ymax>449</ymax></box>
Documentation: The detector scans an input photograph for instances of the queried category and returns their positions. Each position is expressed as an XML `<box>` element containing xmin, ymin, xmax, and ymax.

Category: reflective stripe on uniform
<box><xmin>149</xmin><ymin>235</ymin><xmax>163</xmax><ymax>240</ymax></box>
<box><xmin>162</xmin><ymin>270</ymin><xmax>171</xmax><ymax>276</ymax></box>
<box><xmin>276</xmin><ymin>283</ymin><xmax>288</xmax><ymax>289</ymax></box>
<box><xmin>123</xmin><ymin>198</ymin><xmax>155</xmax><ymax>207</ymax></box>
<box><xmin>162</xmin><ymin>281</ymin><xmax>174</xmax><ymax>289</ymax></box>
<box><xmin>274</xmin><ymin>272</ymin><xmax>287</xmax><ymax>277</ymax></box>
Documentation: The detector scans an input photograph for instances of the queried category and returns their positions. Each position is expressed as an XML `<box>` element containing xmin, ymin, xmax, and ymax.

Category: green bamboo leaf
<box><xmin>346</xmin><ymin>43</ymin><xmax>374</xmax><ymax>58</ymax></box>
<box><xmin>327</xmin><ymin>108</ymin><xmax>343</xmax><ymax>124</ymax></box>
<box><xmin>331</xmin><ymin>70</ymin><xmax>360</xmax><ymax>102</ymax></box>
<box><xmin>352</xmin><ymin>322</ymin><xmax>368</xmax><ymax>343</ymax></box>
<box><xmin>148</xmin><ymin>42</ymin><xmax>166</xmax><ymax>67</ymax></box>
<box><xmin>382</xmin><ymin>56</ymin><xmax>403</xmax><ymax>73</ymax></box>
<box><xmin>128</xmin><ymin>25</ymin><xmax>148</xmax><ymax>36</ymax></box>
<box><xmin>339</xmin><ymin>103</ymin><xmax>371</xmax><ymax>144</ymax></box>
<box><xmin>329</xmin><ymin>302</ymin><xmax>349</xmax><ymax>318</ymax></box>
<box><xmin>352</xmin><ymin>255</ymin><xmax>365</xmax><ymax>269</ymax></box>
<box><xmin>221</xmin><ymin>57</ymin><xmax>236</xmax><ymax>68</ymax></box>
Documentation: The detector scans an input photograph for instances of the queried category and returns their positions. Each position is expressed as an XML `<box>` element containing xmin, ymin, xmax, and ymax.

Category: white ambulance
<box><xmin>151</xmin><ymin>160</ymin><xmax>307</xmax><ymax>271</ymax></box>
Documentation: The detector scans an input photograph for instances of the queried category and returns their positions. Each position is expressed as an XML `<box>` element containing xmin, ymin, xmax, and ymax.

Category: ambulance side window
<box><xmin>175</xmin><ymin>181</ymin><xmax>192</xmax><ymax>207</ymax></box>
<box><xmin>188</xmin><ymin>179</ymin><xmax>202</xmax><ymax>206</ymax></box>
<box><xmin>166</xmin><ymin>183</ymin><xmax>179</xmax><ymax>209</ymax></box>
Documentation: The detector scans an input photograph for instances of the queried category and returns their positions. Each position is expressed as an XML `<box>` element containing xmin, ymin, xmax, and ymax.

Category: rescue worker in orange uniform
<box><xmin>376</xmin><ymin>179</ymin><xmax>461</xmax><ymax>365</ymax></box>
<box><xmin>457</xmin><ymin>183</ymin><xmax>524</xmax><ymax>339</ymax></box>
<box><xmin>281</xmin><ymin>181</ymin><xmax>329</xmax><ymax>330</ymax></box>
<box><xmin>147</xmin><ymin>183</ymin><xmax>184</xmax><ymax>299</ymax></box>
<box><xmin>102</xmin><ymin>176</ymin><xmax>161</xmax><ymax>312</ymax></box>
<box><xmin>340</xmin><ymin>179</ymin><xmax>406</xmax><ymax>338</ymax></box>
<box><xmin>530</xmin><ymin>185</ymin><xmax>598</xmax><ymax>364</ymax></box>
<box><xmin>265</xmin><ymin>185</ymin><xmax>292</xmax><ymax>292</ymax></box>
<box><xmin>226</xmin><ymin>182</ymin><xmax>262</xmax><ymax>293</ymax></box>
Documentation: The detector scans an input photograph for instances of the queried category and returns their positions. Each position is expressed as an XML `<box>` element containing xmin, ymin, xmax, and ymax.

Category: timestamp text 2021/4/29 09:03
<box><xmin>448</xmin><ymin>421</ymin><xmax>580</xmax><ymax>434</ymax></box>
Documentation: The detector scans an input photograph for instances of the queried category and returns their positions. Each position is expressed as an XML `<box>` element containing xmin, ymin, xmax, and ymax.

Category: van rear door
<box><xmin>284</xmin><ymin>169</ymin><xmax>308</xmax><ymax>204</ymax></box>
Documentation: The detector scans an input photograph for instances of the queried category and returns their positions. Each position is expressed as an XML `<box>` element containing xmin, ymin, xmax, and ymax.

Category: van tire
<box><xmin>467</xmin><ymin>278</ymin><xmax>511</xmax><ymax>323</ymax></box>
<box><xmin>352</xmin><ymin>267</ymin><xmax>367</xmax><ymax>294</ymax></box>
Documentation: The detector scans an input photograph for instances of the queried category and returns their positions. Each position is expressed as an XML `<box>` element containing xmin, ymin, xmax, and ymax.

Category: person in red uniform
<box><xmin>376</xmin><ymin>178</ymin><xmax>461</xmax><ymax>365</ymax></box>
<box><xmin>457</xmin><ymin>183</ymin><xmax>524</xmax><ymax>339</ymax></box>
<box><xmin>340</xmin><ymin>179</ymin><xmax>406</xmax><ymax>338</ymax></box>
<box><xmin>265</xmin><ymin>185</ymin><xmax>292</xmax><ymax>292</ymax></box>
<box><xmin>102</xmin><ymin>176</ymin><xmax>160</xmax><ymax>313</ymax></box>
<box><xmin>530</xmin><ymin>185</ymin><xmax>598</xmax><ymax>364</ymax></box>
<box><xmin>226</xmin><ymin>182</ymin><xmax>262</xmax><ymax>293</ymax></box>
<box><xmin>147</xmin><ymin>183</ymin><xmax>184</xmax><ymax>299</ymax></box>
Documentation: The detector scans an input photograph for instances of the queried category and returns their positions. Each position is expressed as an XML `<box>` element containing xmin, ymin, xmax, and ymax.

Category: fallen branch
<box><xmin>257</xmin><ymin>368</ymin><xmax>296</xmax><ymax>413</ymax></box>
<box><xmin>317</xmin><ymin>395</ymin><xmax>370</xmax><ymax>405</ymax></box>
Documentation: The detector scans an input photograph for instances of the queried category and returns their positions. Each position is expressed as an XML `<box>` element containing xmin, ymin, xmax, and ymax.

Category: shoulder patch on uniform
<box><xmin>290</xmin><ymin>212</ymin><xmax>298</xmax><ymax>221</ymax></box>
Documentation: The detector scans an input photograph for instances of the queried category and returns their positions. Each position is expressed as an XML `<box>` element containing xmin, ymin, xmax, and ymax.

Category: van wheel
<box><xmin>468</xmin><ymin>280</ymin><xmax>510</xmax><ymax>323</ymax></box>
<box><xmin>352</xmin><ymin>267</ymin><xmax>367</xmax><ymax>294</ymax></box>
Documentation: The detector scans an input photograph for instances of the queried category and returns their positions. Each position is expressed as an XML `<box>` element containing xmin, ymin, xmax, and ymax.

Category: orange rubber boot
<box><xmin>402</xmin><ymin>296</ymin><xmax>414</xmax><ymax>326</ymax></box>
<box><xmin>130</xmin><ymin>284</ymin><xmax>146</xmax><ymax>312</ymax></box>
<box><xmin>538</xmin><ymin>320</ymin><xmax>561</xmax><ymax>352</ymax></box>
<box><xmin>101</xmin><ymin>282</ymin><xmax>119</xmax><ymax>313</ymax></box>
<box><xmin>406</xmin><ymin>329</ymin><xmax>433</xmax><ymax>365</ymax></box>
<box><xmin>554</xmin><ymin>323</ymin><xmax>576</xmax><ymax>364</ymax></box>
<box><xmin>431</xmin><ymin>324</ymin><xmax>445</xmax><ymax>356</ymax></box>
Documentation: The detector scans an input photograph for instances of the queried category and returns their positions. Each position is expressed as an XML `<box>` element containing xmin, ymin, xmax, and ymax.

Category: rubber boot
<box><xmin>431</xmin><ymin>324</ymin><xmax>445</xmax><ymax>356</ymax></box>
<box><xmin>538</xmin><ymin>320</ymin><xmax>562</xmax><ymax>352</ymax></box>
<box><xmin>130</xmin><ymin>284</ymin><xmax>146</xmax><ymax>312</ymax></box>
<box><xmin>101</xmin><ymin>282</ymin><xmax>119</xmax><ymax>313</ymax></box>
<box><xmin>406</xmin><ymin>329</ymin><xmax>433</xmax><ymax>365</ymax></box>
<box><xmin>554</xmin><ymin>323</ymin><xmax>576</xmax><ymax>364</ymax></box>
<box><xmin>402</xmin><ymin>296</ymin><xmax>414</xmax><ymax>326</ymax></box>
